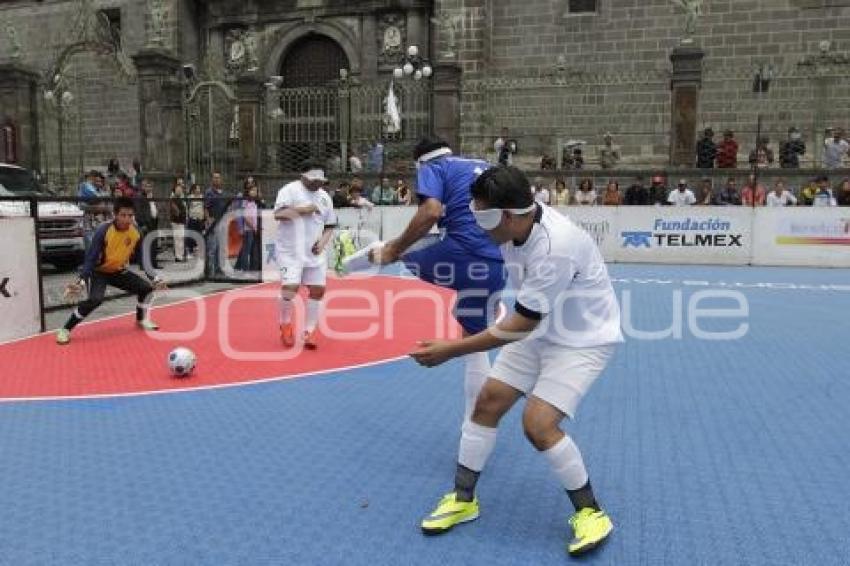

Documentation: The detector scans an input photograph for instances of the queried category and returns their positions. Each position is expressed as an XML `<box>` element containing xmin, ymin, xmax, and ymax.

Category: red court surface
<box><xmin>0</xmin><ymin>276</ymin><xmax>458</xmax><ymax>400</ymax></box>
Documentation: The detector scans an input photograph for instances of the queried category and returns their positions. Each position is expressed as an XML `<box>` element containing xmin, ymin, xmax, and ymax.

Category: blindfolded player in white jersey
<box><xmin>273</xmin><ymin>163</ymin><xmax>338</xmax><ymax>349</ymax></box>
<box><xmin>411</xmin><ymin>165</ymin><xmax>623</xmax><ymax>557</ymax></box>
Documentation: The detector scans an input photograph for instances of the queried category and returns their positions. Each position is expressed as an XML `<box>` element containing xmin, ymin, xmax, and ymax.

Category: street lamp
<box><xmin>43</xmin><ymin>74</ymin><xmax>75</xmax><ymax>193</ymax></box>
<box><xmin>751</xmin><ymin>64</ymin><xmax>773</xmax><ymax>208</ymax></box>
<box><xmin>393</xmin><ymin>45</ymin><xmax>432</xmax><ymax>81</ymax></box>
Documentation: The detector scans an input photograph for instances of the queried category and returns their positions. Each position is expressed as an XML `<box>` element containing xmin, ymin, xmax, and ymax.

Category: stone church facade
<box><xmin>1</xmin><ymin>0</ymin><xmax>850</xmax><ymax>188</ymax></box>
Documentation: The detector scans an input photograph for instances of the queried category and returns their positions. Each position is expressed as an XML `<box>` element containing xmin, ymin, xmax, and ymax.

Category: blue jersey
<box><xmin>416</xmin><ymin>156</ymin><xmax>502</xmax><ymax>261</ymax></box>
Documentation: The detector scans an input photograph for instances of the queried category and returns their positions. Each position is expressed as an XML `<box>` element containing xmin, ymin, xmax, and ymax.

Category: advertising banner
<box><xmin>752</xmin><ymin>207</ymin><xmax>850</xmax><ymax>267</ymax></box>
<box><xmin>613</xmin><ymin>206</ymin><xmax>753</xmax><ymax>265</ymax></box>
<box><xmin>0</xmin><ymin>218</ymin><xmax>41</xmax><ymax>342</ymax></box>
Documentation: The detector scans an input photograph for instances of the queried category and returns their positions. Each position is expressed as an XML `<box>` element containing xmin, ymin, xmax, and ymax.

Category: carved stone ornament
<box><xmin>225</xmin><ymin>27</ymin><xmax>260</xmax><ymax>76</ymax></box>
<box><xmin>147</xmin><ymin>0</ymin><xmax>169</xmax><ymax>48</ymax></box>
<box><xmin>378</xmin><ymin>13</ymin><xmax>406</xmax><ymax>66</ymax></box>
<box><xmin>431</xmin><ymin>10</ymin><xmax>462</xmax><ymax>60</ymax></box>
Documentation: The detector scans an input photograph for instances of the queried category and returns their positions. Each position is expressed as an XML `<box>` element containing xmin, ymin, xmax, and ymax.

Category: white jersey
<box><xmin>274</xmin><ymin>180</ymin><xmax>337</xmax><ymax>267</ymax></box>
<box><xmin>501</xmin><ymin>204</ymin><xmax>623</xmax><ymax>348</ymax></box>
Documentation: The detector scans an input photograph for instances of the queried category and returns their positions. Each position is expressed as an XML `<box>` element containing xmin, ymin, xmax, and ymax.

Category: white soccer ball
<box><xmin>167</xmin><ymin>347</ymin><xmax>196</xmax><ymax>378</ymax></box>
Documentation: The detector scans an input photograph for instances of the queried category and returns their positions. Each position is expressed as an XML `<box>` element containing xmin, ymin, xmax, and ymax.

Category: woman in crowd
<box><xmin>574</xmin><ymin>178</ymin><xmax>597</xmax><ymax>205</ymax></box>
<box><xmin>185</xmin><ymin>183</ymin><xmax>205</xmax><ymax>259</ymax></box>
<box><xmin>235</xmin><ymin>177</ymin><xmax>260</xmax><ymax>271</ymax></box>
<box><xmin>836</xmin><ymin>178</ymin><xmax>850</xmax><ymax>206</ymax></box>
<box><xmin>601</xmin><ymin>180</ymin><xmax>622</xmax><ymax>206</ymax></box>
<box><xmin>169</xmin><ymin>179</ymin><xmax>188</xmax><ymax>262</ymax></box>
<box><xmin>696</xmin><ymin>178</ymin><xmax>714</xmax><ymax>205</ymax></box>
<box><xmin>551</xmin><ymin>179</ymin><xmax>570</xmax><ymax>206</ymax></box>
<box><xmin>396</xmin><ymin>178</ymin><xmax>413</xmax><ymax>205</ymax></box>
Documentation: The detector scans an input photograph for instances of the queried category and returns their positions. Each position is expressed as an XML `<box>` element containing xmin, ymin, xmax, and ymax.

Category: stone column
<box><xmin>361</xmin><ymin>14</ymin><xmax>378</xmax><ymax>80</ymax></box>
<box><xmin>669</xmin><ymin>46</ymin><xmax>705</xmax><ymax>167</ymax></box>
<box><xmin>432</xmin><ymin>62</ymin><xmax>462</xmax><ymax>151</ymax></box>
<box><xmin>132</xmin><ymin>48</ymin><xmax>184</xmax><ymax>176</ymax></box>
<box><xmin>0</xmin><ymin>64</ymin><xmax>40</xmax><ymax>171</ymax></box>
<box><xmin>406</xmin><ymin>10</ymin><xmax>428</xmax><ymax>55</ymax></box>
<box><xmin>236</xmin><ymin>73</ymin><xmax>265</xmax><ymax>173</ymax></box>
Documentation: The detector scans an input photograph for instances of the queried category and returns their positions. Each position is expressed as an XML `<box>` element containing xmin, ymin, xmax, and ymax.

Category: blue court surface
<box><xmin>1</xmin><ymin>264</ymin><xmax>849</xmax><ymax>565</ymax></box>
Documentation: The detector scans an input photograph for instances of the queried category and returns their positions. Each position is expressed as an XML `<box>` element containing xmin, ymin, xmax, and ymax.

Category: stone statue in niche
<box><xmin>671</xmin><ymin>0</ymin><xmax>703</xmax><ymax>43</ymax></box>
<box><xmin>225</xmin><ymin>28</ymin><xmax>260</xmax><ymax>75</ymax></box>
<box><xmin>1</xmin><ymin>19</ymin><xmax>22</xmax><ymax>61</ymax></box>
<box><xmin>432</xmin><ymin>11</ymin><xmax>461</xmax><ymax>60</ymax></box>
<box><xmin>383</xmin><ymin>25</ymin><xmax>402</xmax><ymax>53</ymax></box>
<box><xmin>147</xmin><ymin>0</ymin><xmax>169</xmax><ymax>47</ymax></box>
<box><xmin>377</xmin><ymin>14</ymin><xmax>406</xmax><ymax>66</ymax></box>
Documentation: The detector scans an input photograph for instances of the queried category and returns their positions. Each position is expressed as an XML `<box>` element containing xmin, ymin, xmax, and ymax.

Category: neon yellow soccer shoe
<box><xmin>421</xmin><ymin>492</ymin><xmax>480</xmax><ymax>535</ymax></box>
<box><xmin>567</xmin><ymin>508</ymin><xmax>613</xmax><ymax>556</ymax></box>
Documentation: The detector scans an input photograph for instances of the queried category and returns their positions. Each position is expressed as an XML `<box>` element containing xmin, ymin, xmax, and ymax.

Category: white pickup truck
<box><xmin>0</xmin><ymin>163</ymin><xmax>87</xmax><ymax>271</ymax></box>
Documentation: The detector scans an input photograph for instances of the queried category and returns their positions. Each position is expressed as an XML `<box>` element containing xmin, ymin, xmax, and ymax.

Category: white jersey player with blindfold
<box><xmin>411</xmin><ymin>165</ymin><xmax>623</xmax><ymax>557</ymax></box>
<box><xmin>273</xmin><ymin>163</ymin><xmax>338</xmax><ymax>349</ymax></box>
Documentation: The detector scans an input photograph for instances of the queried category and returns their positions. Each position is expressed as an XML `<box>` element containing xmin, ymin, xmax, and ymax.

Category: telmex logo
<box><xmin>622</xmin><ymin>232</ymin><xmax>652</xmax><ymax>248</ymax></box>
<box><xmin>622</xmin><ymin>218</ymin><xmax>743</xmax><ymax>248</ymax></box>
<box><xmin>622</xmin><ymin>232</ymin><xmax>743</xmax><ymax>248</ymax></box>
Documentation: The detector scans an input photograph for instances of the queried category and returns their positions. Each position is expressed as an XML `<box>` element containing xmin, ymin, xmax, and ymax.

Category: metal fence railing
<box><xmin>0</xmin><ymin>195</ymin><xmax>268</xmax><ymax>330</ymax></box>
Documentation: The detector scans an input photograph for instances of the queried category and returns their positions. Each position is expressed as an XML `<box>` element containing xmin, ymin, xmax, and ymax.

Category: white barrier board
<box><xmin>0</xmin><ymin>218</ymin><xmax>41</xmax><ymax>342</ymax></box>
<box><xmin>556</xmin><ymin>206</ymin><xmax>619</xmax><ymax>261</ymax></box>
<box><xmin>260</xmin><ymin>205</ymin><xmax>850</xmax><ymax>275</ymax></box>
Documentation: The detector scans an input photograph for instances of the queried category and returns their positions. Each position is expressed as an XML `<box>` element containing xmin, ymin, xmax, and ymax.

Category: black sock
<box><xmin>454</xmin><ymin>464</ymin><xmax>480</xmax><ymax>502</ymax></box>
<box><xmin>63</xmin><ymin>312</ymin><xmax>84</xmax><ymax>331</ymax></box>
<box><xmin>136</xmin><ymin>306</ymin><xmax>145</xmax><ymax>321</ymax></box>
<box><xmin>567</xmin><ymin>480</ymin><xmax>600</xmax><ymax>512</ymax></box>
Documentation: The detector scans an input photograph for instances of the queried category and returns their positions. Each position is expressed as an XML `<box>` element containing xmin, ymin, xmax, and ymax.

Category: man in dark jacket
<box><xmin>715</xmin><ymin>177</ymin><xmax>742</xmax><ymax>205</ymax></box>
<box><xmin>134</xmin><ymin>179</ymin><xmax>160</xmax><ymax>269</ymax></box>
<box><xmin>648</xmin><ymin>175</ymin><xmax>669</xmax><ymax>205</ymax></box>
<box><xmin>779</xmin><ymin>127</ymin><xmax>806</xmax><ymax>169</ymax></box>
<box><xmin>624</xmin><ymin>176</ymin><xmax>649</xmax><ymax>205</ymax></box>
<box><xmin>696</xmin><ymin>128</ymin><xmax>717</xmax><ymax>168</ymax></box>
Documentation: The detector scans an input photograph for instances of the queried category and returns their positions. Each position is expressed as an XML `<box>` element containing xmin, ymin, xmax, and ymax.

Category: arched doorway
<box><xmin>280</xmin><ymin>35</ymin><xmax>350</xmax><ymax>88</ymax></box>
<box><xmin>275</xmin><ymin>35</ymin><xmax>350</xmax><ymax>171</ymax></box>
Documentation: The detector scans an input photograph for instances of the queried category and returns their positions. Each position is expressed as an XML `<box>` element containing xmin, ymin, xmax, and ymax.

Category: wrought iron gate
<box><xmin>263</xmin><ymin>80</ymin><xmax>432</xmax><ymax>173</ymax></box>
<box><xmin>186</xmin><ymin>82</ymin><xmax>240</xmax><ymax>185</ymax></box>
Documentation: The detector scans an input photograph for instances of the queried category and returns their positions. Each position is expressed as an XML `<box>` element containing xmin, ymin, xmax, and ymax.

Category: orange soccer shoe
<box><xmin>280</xmin><ymin>323</ymin><xmax>295</xmax><ymax>347</ymax></box>
<box><xmin>303</xmin><ymin>329</ymin><xmax>319</xmax><ymax>350</ymax></box>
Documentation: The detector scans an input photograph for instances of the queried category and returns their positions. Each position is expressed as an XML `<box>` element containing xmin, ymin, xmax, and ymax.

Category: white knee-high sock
<box><xmin>279</xmin><ymin>290</ymin><xmax>293</xmax><ymax>324</ymax></box>
<box><xmin>458</xmin><ymin>420</ymin><xmax>498</xmax><ymax>472</ymax></box>
<box><xmin>542</xmin><ymin>434</ymin><xmax>589</xmax><ymax>491</ymax></box>
<box><xmin>463</xmin><ymin>352</ymin><xmax>490</xmax><ymax>422</ymax></box>
<box><xmin>306</xmin><ymin>298</ymin><xmax>322</xmax><ymax>332</ymax></box>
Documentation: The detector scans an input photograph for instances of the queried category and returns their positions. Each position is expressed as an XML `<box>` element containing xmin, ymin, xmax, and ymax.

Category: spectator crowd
<box><xmin>66</xmin><ymin>134</ymin><xmax>850</xmax><ymax>279</ymax></box>
<box><xmin>525</xmin><ymin>173</ymin><xmax>850</xmax><ymax>207</ymax></box>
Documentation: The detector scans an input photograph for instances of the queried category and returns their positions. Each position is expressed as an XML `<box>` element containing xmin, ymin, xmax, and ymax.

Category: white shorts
<box><xmin>490</xmin><ymin>340</ymin><xmax>615</xmax><ymax>418</ymax></box>
<box><xmin>278</xmin><ymin>259</ymin><xmax>327</xmax><ymax>287</ymax></box>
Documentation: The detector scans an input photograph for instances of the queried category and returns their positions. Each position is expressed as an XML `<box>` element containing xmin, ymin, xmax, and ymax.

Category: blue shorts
<box><xmin>402</xmin><ymin>237</ymin><xmax>506</xmax><ymax>335</ymax></box>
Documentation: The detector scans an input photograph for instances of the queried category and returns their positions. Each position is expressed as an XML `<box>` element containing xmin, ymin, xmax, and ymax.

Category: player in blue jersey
<box><xmin>370</xmin><ymin>137</ymin><xmax>507</xmax><ymax>422</ymax></box>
